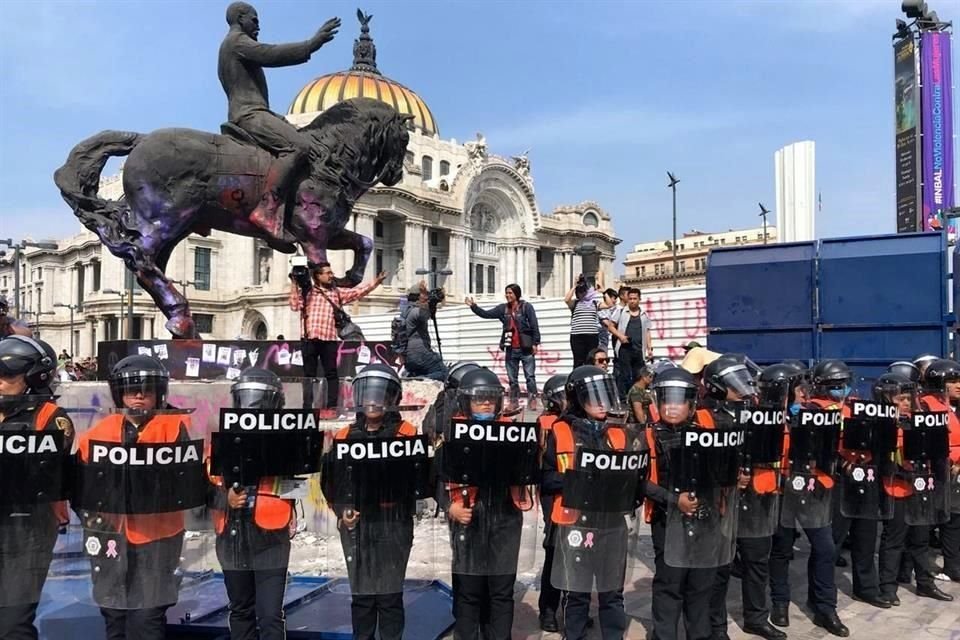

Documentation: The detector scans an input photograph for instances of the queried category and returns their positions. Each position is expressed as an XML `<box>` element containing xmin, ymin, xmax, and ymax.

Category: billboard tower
<box><xmin>894</xmin><ymin>1</ymin><xmax>955</xmax><ymax>235</ymax></box>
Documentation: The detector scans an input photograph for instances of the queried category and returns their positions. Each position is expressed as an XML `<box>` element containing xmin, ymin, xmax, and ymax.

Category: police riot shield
<box><xmin>736</xmin><ymin>404</ymin><xmax>786</xmax><ymax>538</ymax></box>
<box><xmin>839</xmin><ymin>400</ymin><xmax>898</xmax><ymax>520</ymax></box>
<box><xmin>780</xmin><ymin>407</ymin><xmax>841</xmax><ymax>529</ymax></box>
<box><xmin>903</xmin><ymin>411</ymin><xmax>951</xmax><ymax>526</ymax></box>
<box><xmin>321</xmin><ymin>423</ymin><xmax>432</xmax><ymax>594</ymax></box>
<box><xmin>664</xmin><ymin>426</ymin><xmax>742</xmax><ymax>568</ymax></box>
<box><xmin>0</xmin><ymin>396</ymin><xmax>73</xmax><ymax>607</ymax></box>
<box><xmin>951</xmin><ymin>461</ymin><xmax>960</xmax><ymax>515</ymax></box>
<box><xmin>71</xmin><ymin>407</ymin><xmax>208</xmax><ymax>610</ymax></box>
<box><xmin>552</xmin><ymin>423</ymin><xmax>649</xmax><ymax>594</ymax></box>
<box><xmin>441</xmin><ymin>418</ymin><xmax>540</xmax><ymax>576</ymax></box>
<box><xmin>207</xmin><ymin>407</ymin><xmax>323</xmax><ymax>573</ymax></box>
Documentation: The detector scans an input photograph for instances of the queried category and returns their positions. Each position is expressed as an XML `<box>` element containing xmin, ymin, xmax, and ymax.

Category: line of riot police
<box><xmin>3</xmin><ymin>329</ymin><xmax>960</xmax><ymax>640</ymax></box>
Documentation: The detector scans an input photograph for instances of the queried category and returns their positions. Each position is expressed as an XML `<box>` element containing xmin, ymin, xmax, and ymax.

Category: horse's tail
<box><xmin>53</xmin><ymin>131</ymin><xmax>145</xmax><ymax>260</ymax></box>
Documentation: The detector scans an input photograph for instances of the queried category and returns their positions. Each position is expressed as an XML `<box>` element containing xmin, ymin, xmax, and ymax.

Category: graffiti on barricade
<box><xmin>642</xmin><ymin>294</ymin><xmax>706</xmax><ymax>359</ymax></box>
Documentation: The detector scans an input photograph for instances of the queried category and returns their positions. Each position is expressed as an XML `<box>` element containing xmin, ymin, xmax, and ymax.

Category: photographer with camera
<box><xmin>465</xmin><ymin>283</ymin><xmax>540</xmax><ymax>408</ymax></box>
<box><xmin>288</xmin><ymin>260</ymin><xmax>386</xmax><ymax>412</ymax></box>
<box><xmin>565</xmin><ymin>272</ymin><xmax>604</xmax><ymax>367</ymax></box>
<box><xmin>397</xmin><ymin>281</ymin><xmax>448</xmax><ymax>381</ymax></box>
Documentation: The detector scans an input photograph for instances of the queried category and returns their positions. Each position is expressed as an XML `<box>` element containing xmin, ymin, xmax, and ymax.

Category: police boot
<box><xmin>538</xmin><ymin>609</ymin><xmax>559</xmax><ymax>633</ymax></box>
<box><xmin>743</xmin><ymin>621</ymin><xmax>787</xmax><ymax>640</ymax></box>
<box><xmin>916</xmin><ymin>584</ymin><xmax>954</xmax><ymax>601</ymax></box>
<box><xmin>812</xmin><ymin>611</ymin><xmax>849</xmax><ymax>638</ymax></box>
<box><xmin>770</xmin><ymin>603</ymin><xmax>789</xmax><ymax>628</ymax></box>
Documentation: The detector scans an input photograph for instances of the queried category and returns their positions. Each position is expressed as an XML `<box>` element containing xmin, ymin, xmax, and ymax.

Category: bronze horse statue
<box><xmin>54</xmin><ymin>97</ymin><xmax>410</xmax><ymax>338</ymax></box>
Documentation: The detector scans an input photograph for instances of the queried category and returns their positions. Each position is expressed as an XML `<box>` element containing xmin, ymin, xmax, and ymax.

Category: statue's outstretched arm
<box><xmin>233</xmin><ymin>33</ymin><xmax>312</xmax><ymax>68</ymax></box>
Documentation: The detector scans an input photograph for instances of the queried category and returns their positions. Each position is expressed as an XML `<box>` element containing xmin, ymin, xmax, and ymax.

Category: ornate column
<box><xmin>402</xmin><ymin>221</ymin><xmax>420</xmax><ymax>288</ymax></box>
<box><xmin>517</xmin><ymin>247</ymin><xmax>527</xmax><ymax>293</ymax></box>
<box><xmin>421</xmin><ymin>226</ymin><xmax>430</xmax><ymax>272</ymax></box>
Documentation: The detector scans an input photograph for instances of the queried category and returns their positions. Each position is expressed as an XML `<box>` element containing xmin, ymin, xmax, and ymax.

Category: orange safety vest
<box><xmin>781</xmin><ymin>398</ymin><xmax>839</xmax><ymax>490</ymax></box>
<box><xmin>76</xmin><ymin>413</ymin><xmax>189</xmax><ymax>545</ymax></box>
<box><xmin>538</xmin><ymin>414</ymin><xmax>559</xmax><ymax>449</ymax></box>
<box><xmin>208</xmin><ymin>462</ymin><xmax>296</xmax><ymax>535</ymax></box>
<box><xmin>921</xmin><ymin>394</ymin><xmax>960</xmax><ymax>463</ymax></box>
<box><xmin>642</xmin><ymin>409</ymin><xmax>714</xmax><ymax>523</ymax></box>
<box><xmin>32</xmin><ymin>401</ymin><xmax>70</xmax><ymax>525</ymax></box>
<box><xmin>549</xmin><ymin>419</ymin><xmax>627</xmax><ymax>525</ymax></box>
<box><xmin>445</xmin><ymin>416</ymin><xmax>534</xmax><ymax>512</ymax></box>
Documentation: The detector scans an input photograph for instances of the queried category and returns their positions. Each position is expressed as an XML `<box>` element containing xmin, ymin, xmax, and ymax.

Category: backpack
<box><xmin>391</xmin><ymin>306</ymin><xmax>412</xmax><ymax>355</ymax></box>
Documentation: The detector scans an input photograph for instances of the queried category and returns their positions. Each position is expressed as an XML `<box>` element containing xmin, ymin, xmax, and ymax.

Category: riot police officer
<box><xmin>73</xmin><ymin>355</ymin><xmax>204</xmax><ymax>640</ymax></box>
<box><xmin>707</xmin><ymin>359</ymin><xmax>786</xmax><ymax>640</ymax></box>
<box><xmin>210</xmin><ymin>368</ymin><xmax>293</xmax><ymax>640</ymax></box>
<box><xmin>322</xmin><ymin>363</ymin><xmax>424</xmax><ymax>640</ymax></box>
<box><xmin>537</xmin><ymin>372</ymin><xmax>568</xmax><ymax>632</ymax></box>
<box><xmin>922</xmin><ymin>359</ymin><xmax>960</xmax><ymax>582</ymax></box>
<box><xmin>875</xmin><ymin>372</ymin><xmax>954</xmax><ymax>603</ymax></box>
<box><xmin>0</xmin><ymin>335</ymin><xmax>73</xmax><ymax>640</ymax></box>
<box><xmin>441</xmin><ymin>367</ymin><xmax>535</xmax><ymax>640</ymax></box>
<box><xmin>645</xmin><ymin>366</ymin><xmax>731</xmax><ymax>640</ymax></box>
<box><xmin>770</xmin><ymin>359</ymin><xmax>848</xmax><ymax>636</ymax></box>
<box><xmin>543</xmin><ymin>366</ymin><xmax>642</xmax><ymax>639</ymax></box>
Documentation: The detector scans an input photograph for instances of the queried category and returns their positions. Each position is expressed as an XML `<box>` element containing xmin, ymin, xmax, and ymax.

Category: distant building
<box><xmin>775</xmin><ymin>141</ymin><xmax>815</xmax><ymax>243</ymax></box>
<box><xmin>622</xmin><ymin>226</ymin><xmax>777</xmax><ymax>290</ymax></box>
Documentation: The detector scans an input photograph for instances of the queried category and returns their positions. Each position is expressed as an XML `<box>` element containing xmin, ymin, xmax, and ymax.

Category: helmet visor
<box><xmin>758</xmin><ymin>378</ymin><xmax>789</xmax><ymax>409</ymax></box>
<box><xmin>655</xmin><ymin>383</ymin><xmax>698</xmax><ymax>425</ymax></box>
<box><xmin>720</xmin><ymin>365</ymin><xmax>757</xmax><ymax>399</ymax></box>
<box><xmin>112</xmin><ymin>373</ymin><xmax>167</xmax><ymax>411</ymax></box>
<box><xmin>543</xmin><ymin>385</ymin><xmax>566</xmax><ymax>411</ymax></box>
<box><xmin>232</xmin><ymin>382</ymin><xmax>284</xmax><ymax>410</ymax></box>
<box><xmin>351</xmin><ymin>376</ymin><xmax>402</xmax><ymax>412</ymax></box>
<box><xmin>573</xmin><ymin>375</ymin><xmax>623</xmax><ymax>418</ymax></box>
<box><xmin>0</xmin><ymin>351</ymin><xmax>36</xmax><ymax>378</ymax></box>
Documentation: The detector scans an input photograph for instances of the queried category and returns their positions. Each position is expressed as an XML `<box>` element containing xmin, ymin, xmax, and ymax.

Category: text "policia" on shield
<box><xmin>451</xmin><ymin>421</ymin><xmax>538</xmax><ymax>443</ymax></box>
<box><xmin>220</xmin><ymin>409</ymin><xmax>320</xmax><ymax>431</ymax></box>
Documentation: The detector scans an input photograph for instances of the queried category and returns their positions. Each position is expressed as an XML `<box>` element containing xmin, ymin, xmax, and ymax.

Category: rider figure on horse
<box><xmin>218</xmin><ymin>2</ymin><xmax>341</xmax><ymax>237</ymax></box>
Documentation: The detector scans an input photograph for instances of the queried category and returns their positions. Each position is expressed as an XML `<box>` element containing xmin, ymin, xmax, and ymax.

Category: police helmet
<box><xmin>352</xmin><ymin>362</ymin><xmax>402</xmax><ymax>414</ymax></box>
<box><xmin>565</xmin><ymin>365</ymin><xmax>621</xmax><ymax>419</ymax></box>
<box><xmin>231</xmin><ymin>367</ymin><xmax>284</xmax><ymax>409</ymax></box>
<box><xmin>109</xmin><ymin>354</ymin><xmax>169</xmax><ymax>408</ymax></box>
<box><xmin>0</xmin><ymin>334</ymin><xmax>57</xmax><ymax>396</ymax></box>
<box><xmin>921</xmin><ymin>358</ymin><xmax>960</xmax><ymax>392</ymax></box>
<box><xmin>703</xmin><ymin>354</ymin><xmax>757</xmax><ymax>401</ymax></box>
<box><xmin>457</xmin><ymin>367</ymin><xmax>504</xmax><ymax>417</ymax></box>
<box><xmin>887</xmin><ymin>361</ymin><xmax>921</xmax><ymax>384</ymax></box>
<box><xmin>913</xmin><ymin>353</ymin><xmax>938</xmax><ymax>375</ymax></box>
<box><xmin>446</xmin><ymin>361</ymin><xmax>481</xmax><ymax>391</ymax></box>
<box><xmin>651</xmin><ymin>366</ymin><xmax>698</xmax><ymax>425</ymax></box>
<box><xmin>757</xmin><ymin>363</ymin><xmax>799</xmax><ymax>407</ymax></box>
<box><xmin>872</xmin><ymin>372</ymin><xmax>917</xmax><ymax>410</ymax></box>
<box><xmin>811</xmin><ymin>359</ymin><xmax>852</xmax><ymax>387</ymax></box>
<box><xmin>542</xmin><ymin>374</ymin><xmax>567</xmax><ymax>414</ymax></box>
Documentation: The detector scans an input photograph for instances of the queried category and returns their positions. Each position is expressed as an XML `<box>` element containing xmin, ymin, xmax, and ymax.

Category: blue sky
<box><xmin>0</xmin><ymin>0</ymin><xmax>945</xmax><ymax>269</ymax></box>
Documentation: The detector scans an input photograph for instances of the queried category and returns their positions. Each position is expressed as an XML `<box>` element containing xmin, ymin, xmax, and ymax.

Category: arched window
<box><xmin>421</xmin><ymin>155</ymin><xmax>433</xmax><ymax>181</ymax></box>
<box><xmin>582</xmin><ymin>212</ymin><xmax>599</xmax><ymax>227</ymax></box>
<box><xmin>439</xmin><ymin>160</ymin><xmax>450</xmax><ymax>176</ymax></box>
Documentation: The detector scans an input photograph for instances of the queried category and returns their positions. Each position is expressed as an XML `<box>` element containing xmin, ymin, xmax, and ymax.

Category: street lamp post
<box><xmin>0</xmin><ymin>238</ymin><xmax>59</xmax><ymax>318</ymax></box>
<box><xmin>54</xmin><ymin>303</ymin><xmax>81</xmax><ymax>357</ymax></box>
<box><xmin>22</xmin><ymin>310</ymin><xmax>55</xmax><ymax>338</ymax></box>
<box><xmin>758</xmin><ymin>203</ymin><xmax>771</xmax><ymax>245</ymax></box>
<box><xmin>666</xmin><ymin>172</ymin><xmax>680</xmax><ymax>287</ymax></box>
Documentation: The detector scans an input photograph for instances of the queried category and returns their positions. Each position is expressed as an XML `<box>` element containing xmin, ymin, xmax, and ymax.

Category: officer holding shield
<box><xmin>440</xmin><ymin>367</ymin><xmax>536</xmax><ymax>640</ymax></box>
<box><xmin>73</xmin><ymin>355</ymin><xmax>205</xmax><ymax>639</ymax></box>
<box><xmin>543</xmin><ymin>365</ymin><xmax>645</xmax><ymax>639</ymax></box>
<box><xmin>536</xmin><ymin>373</ymin><xmax>568</xmax><ymax>633</ymax></box>
<box><xmin>209</xmin><ymin>368</ymin><xmax>293</xmax><ymax>640</ymax></box>
<box><xmin>322</xmin><ymin>363</ymin><xmax>425</xmax><ymax>640</ymax></box>
<box><xmin>705</xmin><ymin>358</ymin><xmax>786</xmax><ymax>640</ymax></box>
<box><xmin>0</xmin><ymin>336</ymin><xmax>73</xmax><ymax>640</ymax></box>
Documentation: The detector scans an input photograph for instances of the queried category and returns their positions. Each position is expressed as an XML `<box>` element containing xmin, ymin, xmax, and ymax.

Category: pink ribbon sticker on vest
<box><xmin>105</xmin><ymin>540</ymin><xmax>119</xmax><ymax>559</ymax></box>
<box><xmin>807</xmin><ymin>478</ymin><xmax>816</xmax><ymax>492</ymax></box>
<box><xmin>584</xmin><ymin>532</ymin><xmax>594</xmax><ymax>548</ymax></box>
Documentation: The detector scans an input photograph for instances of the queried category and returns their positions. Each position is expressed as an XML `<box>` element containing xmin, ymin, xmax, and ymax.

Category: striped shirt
<box><xmin>570</xmin><ymin>298</ymin><xmax>600</xmax><ymax>335</ymax></box>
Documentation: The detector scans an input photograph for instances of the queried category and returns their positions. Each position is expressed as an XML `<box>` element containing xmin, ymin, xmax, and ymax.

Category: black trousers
<box><xmin>562</xmin><ymin>589</ymin><xmax>626</xmax><ymax>640</ymax></box>
<box><xmin>539</xmin><ymin>544</ymin><xmax>561</xmax><ymax>616</ymax></box>
<box><xmin>831</xmin><ymin>513</ymin><xmax>881</xmax><ymax>598</ymax></box>
<box><xmin>769</xmin><ymin>524</ymin><xmax>837</xmax><ymax>616</ymax></box>
<box><xmin>570</xmin><ymin>333</ymin><xmax>598</xmax><ymax>368</ymax></box>
<box><xmin>223</xmin><ymin>567</ymin><xmax>288</xmax><ymax>640</ymax></box>
<box><xmin>879</xmin><ymin>498</ymin><xmax>934</xmax><ymax>596</ymax></box>
<box><xmin>301</xmin><ymin>339</ymin><xmax>339</xmax><ymax>409</ymax></box>
<box><xmin>0</xmin><ymin>603</ymin><xmax>39</xmax><ymax>640</ymax></box>
<box><xmin>101</xmin><ymin>606</ymin><xmax>169</xmax><ymax>640</ymax></box>
<box><xmin>941</xmin><ymin>512</ymin><xmax>960</xmax><ymax>576</ymax></box>
<box><xmin>710</xmin><ymin>536</ymin><xmax>772</xmax><ymax>632</ymax></box>
<box><xmin>650</xmin><ymin>518</ymin><xmax>715</xmax><ymax>640</ymax></box>
<box><xmin>351</xmin><ymin>592</ymin><xmax>405</xmax><ymax>640</ymax></box>
<box><xmin>451</xmin><ymin>573</ymin><xmax>515</xmax><ymax>640</ymax></box>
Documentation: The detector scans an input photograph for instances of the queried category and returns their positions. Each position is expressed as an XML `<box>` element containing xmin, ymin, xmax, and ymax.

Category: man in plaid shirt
<box><xmin>289</xmin><ymin>261</ymin><xmax>386</xmax><ymax>410</ymax></box>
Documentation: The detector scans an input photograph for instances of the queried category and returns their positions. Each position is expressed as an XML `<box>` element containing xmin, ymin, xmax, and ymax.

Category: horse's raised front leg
<box><xmin>327</xmin><ymin>228</ymin><xmax>373</xmax><ymax>286</ymax></box>
<box><xmin>133</xmin><ymin>261</ymin><xmax>196</xmax><ymax>338</ymax></box>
